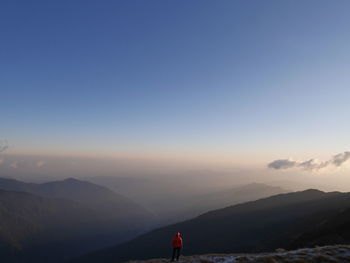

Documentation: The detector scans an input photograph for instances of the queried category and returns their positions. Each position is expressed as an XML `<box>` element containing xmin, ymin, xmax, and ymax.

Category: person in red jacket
<box><xmin>171</xmin><ymin>232</ymin><xmax>183</xmax><ymax>261</ymax></box>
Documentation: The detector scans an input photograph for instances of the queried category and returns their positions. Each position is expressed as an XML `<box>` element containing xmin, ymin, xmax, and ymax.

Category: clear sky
<box><xmin>2</xmin><ymin>0</ymin><xmax>350</xmax><ymax>166</ymax></box>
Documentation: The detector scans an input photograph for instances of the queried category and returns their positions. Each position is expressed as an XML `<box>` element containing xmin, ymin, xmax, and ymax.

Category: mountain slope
<box><xmin>0</xmin><ymin>177</ymin><xmax>156</xmax><ymax>262</ymax></box>
<box><xmin>73</xmin><ymin>189</ymin><xmax>350</xmax><ymax>263</ymax></box>
<box><xmin>0</xmin><ymin>189</ymin><xmax>110</xmax><ymax>263</ymax></box>
<box><xmin>85</xmin><ymin>176</ymin><xmax>288</xmax><ymax>223</ymax></box>
<box><xmin>0</xmin><ymin>177</ymin><xmax>155</xmax><ymax>226</ymax></box>
<box><xmin>291</xmin><ymin>206</ymin><xmax>350</xmax><ymax>248</ymax></box>
<box><xmin>179</xmin><ymin>183</ymin><xmax>289</xmax><ymax>219</ymax></box>
<box><xmin>37</xmin><ymin>178</ymin><xmax>155</xmax><ymax>225</ymax></box>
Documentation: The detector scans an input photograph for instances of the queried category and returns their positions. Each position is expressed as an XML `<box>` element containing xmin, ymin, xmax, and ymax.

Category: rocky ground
<box><xmin>127</xmin><ymin>245</ymin><xmax>350</xmax><ymax>263</ymax></box>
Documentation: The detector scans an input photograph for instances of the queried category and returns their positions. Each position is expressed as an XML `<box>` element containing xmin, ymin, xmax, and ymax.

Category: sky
<box><xmin>1</xmin><ymin>0</ymin><xmax>350</xmax><ymax>176</ymax></box>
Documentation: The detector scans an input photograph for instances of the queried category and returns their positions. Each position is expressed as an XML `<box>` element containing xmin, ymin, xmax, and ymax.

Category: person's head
<box><xmin>175</xmin><ymin>232</ymin><xmax>181</xmax><ymax>237</ymax></box>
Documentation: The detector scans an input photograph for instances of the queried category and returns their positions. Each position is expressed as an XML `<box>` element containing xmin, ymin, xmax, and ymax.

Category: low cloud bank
<box><xmin>268</xmin><ymin>151</ymin><xmax>350</xmax><ymax>171</ymax></box>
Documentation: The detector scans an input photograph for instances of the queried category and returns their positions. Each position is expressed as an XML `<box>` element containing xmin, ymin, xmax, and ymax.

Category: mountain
<box><xmin>291</xmin><ymin>206</ymin><xmax>350</xmax><ymax>248</ymax></box>
<box><xmin>85</xmin><ymin>176</ymin><xmax>288</xmax><ymax>223</ymax></box>
<box><xmin>0</xmin><ymin>177</ymin><xmax>155</xmax><ymax>226</ymax></box>
<box><xmin>178</xmin><ymin>183</ymin><xmax>289</xmax><ymax>220</ymax></box>
<box><xmin>84</xmin><ymin>175</ymin><xmax>212</xmax><ymax>220</ymax></box>
<box><xmin>73</xmin><ymin>189</ymin><xmax>350</xmax><ymax>263</ymax></box>
<box><xmin>0</xmin><ymin>177</ymin><xmax>156</xmax><ymax>262</ymax></box>
<box><xmin>36</xmin><ymin>178</ymin><xmax>155</xmax><ymax>225</ymax></box>
<box><xmin>0</xmin><ymin>189</ymin><xmax>111</xmax><ymax>263</ymax></box>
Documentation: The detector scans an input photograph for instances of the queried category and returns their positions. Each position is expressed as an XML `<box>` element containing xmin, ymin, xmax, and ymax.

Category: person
<box><xmin>171</xmin><ymin>232</ymin><xmax>183</xmax><ymax>262</ymax></box>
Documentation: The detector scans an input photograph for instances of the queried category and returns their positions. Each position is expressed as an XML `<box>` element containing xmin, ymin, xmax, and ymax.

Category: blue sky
<box><xmin>2</xmin><ymin>0</ymin><xmax>350</xmax><ymax>164</ymax></box>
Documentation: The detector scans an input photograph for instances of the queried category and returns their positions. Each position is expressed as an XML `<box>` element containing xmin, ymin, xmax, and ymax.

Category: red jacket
<box><xmin>172</xmin><ymin>232</ymin><xmax>183</xmax><ymax>248</ymax></box>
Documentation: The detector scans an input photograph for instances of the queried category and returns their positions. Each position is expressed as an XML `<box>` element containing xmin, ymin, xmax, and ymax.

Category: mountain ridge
<box><xmin>72</xmin><ymin>189</ymin><xmax>350</xmax><ymax>263</ymax></box>
<box><xmin>0</xmin><ymin>177</ymin><xmax>156</xmax><ymax>262</ymax></box>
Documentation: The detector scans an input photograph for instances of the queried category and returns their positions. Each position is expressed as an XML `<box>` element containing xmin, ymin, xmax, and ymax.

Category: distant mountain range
<box><xmin>0</xmin><ymin>176</ymin><xmax>291</xmax><ymax>263</ymax></box>
<box><xmin>1</xmin><ymin>176</ymin><xmax>349</xmax><ymax>263</ymax></box>
<box><xmin>73</xmin><ymin>189</ymin><xmax>350</xmax><ymax>263</ymax></box>
<box><xmin>0</xmin><ymin>177</ymin><xmax>154</xmax><ymax>224</ymax></box>
<box><xmin>86</xmin><ymin>176</ymin><xmax>288</xmax><ymax>223</ymax></box>
<box><xmin>0</xmin><ymin>177</ymin><xmax>155</xmax><ymax>263</ymax></box>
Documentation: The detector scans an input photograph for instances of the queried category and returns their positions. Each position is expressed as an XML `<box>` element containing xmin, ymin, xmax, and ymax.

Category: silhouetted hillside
<box><xmin>180</xmin><ymin>183</ymin><xmax>289</xmax><ymax>219</ymax></box>
<box><xmin>291</xmin><ymin>206</ymin><xmax>350</xmax><ymax>248</ymax></box>
<box><xmin>0</xmin><ymin>177</ymin><xmax>155</xmax><ymax>225</ymax></box>
<box><xmin>73</xmin><ymin>189</ymin><xmax>350</xmax><ymax>263</ymax></box>
<box><xmin>37</xmin><ymin>178</ymin><xmax>155</xmax><ymax>224</ymax></box>
<box><xmin>0</xmin><ymin>189</ymin><xmax>112</xmax><ymax>262</ymax></box>
<box><xmin>0</xmin><ymin>177</ymin><xmax>156</xmax><ymax>262</ymax></box>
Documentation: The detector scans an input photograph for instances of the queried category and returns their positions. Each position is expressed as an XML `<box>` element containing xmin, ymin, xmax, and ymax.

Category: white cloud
<box><xmin>268</xmin><ymin>151</ymin><xmax>350</xmax><ymax>171</ymax></box>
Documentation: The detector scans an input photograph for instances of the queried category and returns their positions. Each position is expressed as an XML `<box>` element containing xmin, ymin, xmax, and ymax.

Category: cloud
<box><xmin>268</xmin><ymin>151</ymin><xmax>350</xmax><ymax>171</ymax></box>
<box><xmin>331</xmin><ymin>151</ymin><xmax>350</xmax><ymax>166</ymax></box>
<box><xmin>0</xmin><ymin>139</ymin><xmax>8</xmax><ymax>153</ymax></box>
<box><xmin>268</xmin><ymin>159</ymin><xmax>297</xmax><ymax>169</ymax></box>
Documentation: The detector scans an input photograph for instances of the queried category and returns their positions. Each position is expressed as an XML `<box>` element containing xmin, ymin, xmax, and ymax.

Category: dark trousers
<box><xmin>171</xmin><ymin>247</ymin><xmax>181</xmax><ymax>261</ymax></box>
